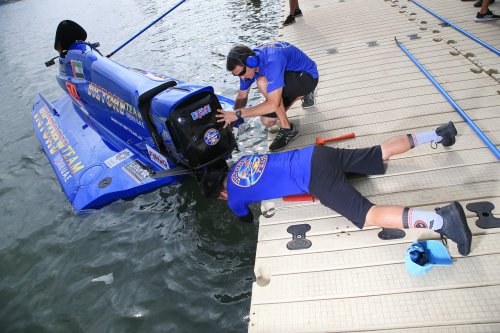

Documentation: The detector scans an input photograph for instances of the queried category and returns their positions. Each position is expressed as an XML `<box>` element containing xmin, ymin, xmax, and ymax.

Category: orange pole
<box><xmin>315</xmin><ymin>132</ymin><xmax>355</xmax><ymax>145</ymax></box>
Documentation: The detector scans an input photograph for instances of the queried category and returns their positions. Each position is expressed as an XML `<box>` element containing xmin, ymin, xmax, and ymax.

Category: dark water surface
<box><xmin>0</xmin><ymin>0</ymin><xmax>279</xmax><ymax>332</ymax></box>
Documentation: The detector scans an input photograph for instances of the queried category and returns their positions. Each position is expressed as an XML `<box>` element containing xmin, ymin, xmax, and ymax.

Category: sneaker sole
<box><xmin>448</xmin><ymin>202</ymin><xmax>472</xmax><ymax>256</ymax></box>
<box><xmin>302</xmin><ymin>104</ymin><xmax>315</xmax><ymax>109</ymax></box>
<box><xmin>268</xmin><ymin>133</ymin><xmax>299</xmax><ymax>152</ymax></box>
<box><xmin>475</xmin><ymin>17</ymin><xmax>500</xmax><ymax>21</ymax></box>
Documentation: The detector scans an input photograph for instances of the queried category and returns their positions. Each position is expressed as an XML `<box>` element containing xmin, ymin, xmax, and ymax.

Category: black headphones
<box><xmin>227</xmin><ymin>50</ymin><xmax>260</xmax><ymax>68</ymax></box>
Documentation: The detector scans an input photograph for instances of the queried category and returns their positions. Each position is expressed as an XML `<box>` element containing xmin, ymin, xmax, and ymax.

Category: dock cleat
<box><xmin>435</xmin><ymin>121</ymin><xmax>457</xmax><ymax>147</ymax></box>
<box><xmin>435</xmin><ymin>202</ymin><xmax>472</xmax><ymax>256</ymax></box>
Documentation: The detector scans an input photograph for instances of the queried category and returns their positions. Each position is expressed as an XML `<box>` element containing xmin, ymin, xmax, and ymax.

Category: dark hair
<box><xmin>226</xmin><ymin>44</ymin><xmax>254</xmax><ymax>71</ymax></box>
<box><xmin>200</xmin><ymin>170</ymin><xmax>228</xmax><ymax>199</ymax></box>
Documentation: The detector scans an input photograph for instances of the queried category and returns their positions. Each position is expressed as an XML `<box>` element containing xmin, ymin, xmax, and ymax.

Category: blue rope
<box><xmin>396</xmin><ymin>38</ymin><xmax>500</xmax><ymax>160</ymax></box>
<box><xmin>410</xmin><ymin>0</ymin><xmax>500</xmax><ymax>56</ymax></box>
<box><xmin>107</xmin><ymin>0</ymin><xmax>188</xmax><ymax>58</ymax></box>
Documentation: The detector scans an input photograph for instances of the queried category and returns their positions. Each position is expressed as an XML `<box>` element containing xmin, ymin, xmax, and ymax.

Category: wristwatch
<box><xmin>235</xmin><ymin>109</ymin><xmax>243</xmax><ymax>120</ymax></box>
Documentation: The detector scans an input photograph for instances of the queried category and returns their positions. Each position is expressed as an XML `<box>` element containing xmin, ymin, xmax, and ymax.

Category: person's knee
<box><xmin>381</xmin><ymin>146</ymin><xmax>390</xmax><ymax>161</ymax></box>
<box><xmin>364</xmin><ymin>205</ymin><xmax>378</xmax><ymax>227</ymax></box>
<box><xmin>261</xmin><ymin>116</ymin><xmax>277</xmax><ymax>127</ymax></box>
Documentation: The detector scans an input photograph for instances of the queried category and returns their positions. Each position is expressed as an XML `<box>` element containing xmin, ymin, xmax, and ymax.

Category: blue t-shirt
<box><xmin>227</xmin><ymin>146</ymin><xmax>314</xmax><ymax>217</ymax></box>
<box><xmin>239</xmin><ymin>41</ymin><xmax>318</xmax><ymax>94</ymax></box>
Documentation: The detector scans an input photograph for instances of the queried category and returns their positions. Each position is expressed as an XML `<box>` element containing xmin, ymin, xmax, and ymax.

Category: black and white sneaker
<box><xmin>301</xmin><ymin>90</ymin><xmax>316</xmax><ymax>108</ymax></box>
<box><xmin>435</xmin><ymin>121</ymin><xmax>457</xmax><ymax>147</ymax></box>
<box><xmin>435</xmin><ymin>202</ymin><xmax>472</xmax><ymax>256</ymax></box>
<box><xmin>269</xmin><ymin>124</ymin><xmax>299</xmax><ymax>152</ymax></box>
<box><xmin>283</xmin><ymin>15</ymin><xmax>295</xmax><ymax>26</ymax></box>
<box><xmin>294</xmin><ymin>8</ymin><xmax>303</xmax><ymax>17</ymax></box>
<box><xmin>475</xmin><ymin>10</ymin><xmax>500</xmax><ymax>21</ymax></box>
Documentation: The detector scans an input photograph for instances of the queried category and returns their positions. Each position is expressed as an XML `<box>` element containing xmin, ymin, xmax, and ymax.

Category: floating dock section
<box><xmin>249</xmin><ymin>0</ymin><xmax>500</xmax><ymax>331</ymax></box>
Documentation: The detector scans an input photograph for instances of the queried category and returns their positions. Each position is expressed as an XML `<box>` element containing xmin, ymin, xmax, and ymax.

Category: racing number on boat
<box><xmin>65</xmin><ymin>82</ymin><xmax>82</xmax><ymax>105</ymax></box>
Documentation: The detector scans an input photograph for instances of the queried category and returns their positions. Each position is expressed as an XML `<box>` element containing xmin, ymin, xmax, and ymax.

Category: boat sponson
<box><xmin>32</xmin><ymin>93</ymin><xmax>179</xmax><ymax>212</ymax></box>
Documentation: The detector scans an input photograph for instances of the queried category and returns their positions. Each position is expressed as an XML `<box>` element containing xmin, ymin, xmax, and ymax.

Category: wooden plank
<box><xmin>282</xmin><ymin>118</ymin><xmax>500</xmax><ymax>151</ymax></box>
<box><xmin>249</xmin><ymin>285</ymin><xmax>500</xmax><ymax>332</ymax></box>
<box><xmin>252</xmin><ymin>250</ymin><xmax>500</xmax><ymax>305</ymax></box>
<box><xmin>289</xmin><ymin>95</ymin><xmax>500</xmax><ymax>127</ymax></box>
<box><xmin>255</xmin><ymin>233</ymin><xmax>500</xmax><ymax>276</ymax></box>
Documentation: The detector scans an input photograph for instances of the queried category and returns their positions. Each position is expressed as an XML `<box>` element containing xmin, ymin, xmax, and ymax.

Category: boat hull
<box><xmin>33</xmin><ymin>93</ymin><xmax>179</xmax><ymax>212</ymax></box>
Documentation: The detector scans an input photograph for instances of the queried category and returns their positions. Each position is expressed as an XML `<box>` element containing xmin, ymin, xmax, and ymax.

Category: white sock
<box><xmin>407</xmin><ymin>131</ymin><xmax>442</xmax><ymax>148</ymax></box>
<box><xmin>403</xmin><ymin>208</ymin><xmax>443</xmax><ymax>230</ymax></box>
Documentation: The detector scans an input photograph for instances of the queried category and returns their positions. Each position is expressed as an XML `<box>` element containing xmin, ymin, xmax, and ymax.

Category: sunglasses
<box><xmin>233</xmin><ymin>66</ymin><xmax>251</xmax><ymax>81</ymax></box>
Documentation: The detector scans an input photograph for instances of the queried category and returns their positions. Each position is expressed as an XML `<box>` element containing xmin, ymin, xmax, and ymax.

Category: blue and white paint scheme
<box><xmin>33</xmin><ymin>42</ymin><xmax>236</xmax><ymax>212</ymax></box>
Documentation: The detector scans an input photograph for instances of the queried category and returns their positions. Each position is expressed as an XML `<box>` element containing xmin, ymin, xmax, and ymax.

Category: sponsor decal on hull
<box><xmin>87</xmin><ymin>82</ymin><xmax>145</xmax><ymax>128</ymax></box>
<box><xmin>105</xmin><ymin>149</ymin><xmax>133</xmax><ymax>168</ymax></box>
<box><xmin>34</xmin><ymin>106</ymin><xmax>85</xmax><ymax>182</ymax></box>
<box><xmin>122</xmin><ymin>160</ymin><xmax>149</xmax><ymax>183</ymax></box>
<box><xmin>146</xmin><ymin>145</ymin><xmax>170</xmax><ymax>170</ymax></box>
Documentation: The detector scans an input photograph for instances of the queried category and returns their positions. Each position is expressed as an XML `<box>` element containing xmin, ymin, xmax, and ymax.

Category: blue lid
<box><xmin>405</xmin><ymin>240</ymin><xmax>453</xmax><ymax>276</ymax></box>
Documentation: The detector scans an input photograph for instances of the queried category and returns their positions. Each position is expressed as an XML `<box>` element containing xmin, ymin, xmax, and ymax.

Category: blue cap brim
<box><xmin>424</xmin><ymin>240</ymin><xmax>453</xmax><ymax>266</ymax></box>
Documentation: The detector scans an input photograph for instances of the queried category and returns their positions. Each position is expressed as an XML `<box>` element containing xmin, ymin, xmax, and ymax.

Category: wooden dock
<box><xmin>249</xmin><ymin>0</ymin><xmax>500</xmax><ymax>331</ymax></box>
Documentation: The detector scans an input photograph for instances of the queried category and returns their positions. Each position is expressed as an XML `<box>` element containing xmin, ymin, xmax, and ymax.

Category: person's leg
<box><xmin>289</xmin><ymin>0</ymin><xmax>298</xmax><ymax>15</ymax></box>
<box><xmin>256</xmin><ymin>76</ymin><xmax>289</xmax><ymax>128</ymax></box>
<box><xmin>364</xmin><ymin>203</ymin><xmax>472</xmax><ymax>256</ymax></box>
<box><xmin>284</xmin><ymin>0</ymin><xmax>298</xmax><ymax>25</ymax></box>
<box><xmin>381</xmin><ymin>121</ymin><xmax>457</xmax><ymax>160</ymax></box>
<box><xmin>294</xmin><ymin>1</ymin><xmax>303</xmax><ymax>16</ymax></box>
<box><xmin>256</xmin><ymin>76</ymin><xmax>299</xmax><ymax>151</ymax></box>
<box><xmin>380</xmin><ymin>135</ymin><xmax>412</xmax><ymax>160</ymax></box>
<box><xmin>480</xmin><ymin>0</ymin><xmax>490</xmax><ymax>12</ymax></box>
<box><xmin>312</xmin><ymin>123</ymin><xmax>469</xmax><ymax>255</ymax></box>
<box><xmin>282</xmin><ymin>71</ymin><xmax>318</xmax><ymax>109</ymax></box>
<box><xmin>261</xmin><ymin>99</ymin><xmax>287</xmax><ymax>128</ymax></box>
<box><xmin>365</xmin><ymin>205</ymin><xmax>440</xmax><ymax>229</ymax></box>
<box><xmin>476</xmin><ymin>0</ymin><xmax>500</xmax><ymax>20</ymax></box>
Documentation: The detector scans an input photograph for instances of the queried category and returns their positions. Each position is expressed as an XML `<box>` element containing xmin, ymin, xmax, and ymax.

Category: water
<box><xmin>0</xmin><ymin>0</ymin><xmax>280</xmax><ymax>332</ymax></box>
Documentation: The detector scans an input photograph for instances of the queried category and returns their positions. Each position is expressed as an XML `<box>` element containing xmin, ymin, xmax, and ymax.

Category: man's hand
<box><xmin>216</xmin><ymin>109</ymin><xmax>238</xmax><ymax>128</ymax></box>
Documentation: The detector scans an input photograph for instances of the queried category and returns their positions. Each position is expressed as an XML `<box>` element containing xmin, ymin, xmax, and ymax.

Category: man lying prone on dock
<box><xmin>201</xmin><ymin>121</ymin><xmax>472</xmax><ymax>256</ymax></box>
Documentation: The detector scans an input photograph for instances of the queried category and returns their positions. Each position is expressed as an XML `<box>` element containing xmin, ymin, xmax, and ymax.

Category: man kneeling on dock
<box><xmin>217</xmin><ymin>41</ymin><xmax>318</xmax><ymax>152</ymax></box>
<box><xmin>201</xmin><ymin>121</ymin><xmax>472</xmax><ymax>256</ymax></box>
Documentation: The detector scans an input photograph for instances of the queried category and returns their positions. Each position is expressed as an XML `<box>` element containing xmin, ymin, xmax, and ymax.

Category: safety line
<box><xmin>396</xmin><ymin>38</ymin><xmax>500</xmax><ymax>160</ymax></box>
<box><xmin>107</xmin><ymin>0</ymin><xmax>188</xmax><ymax>58</ymax></box>
<box><xmin>410</xmin><ymin>0</ymin><xmax>500</xmax><ymax>56</ymax></box>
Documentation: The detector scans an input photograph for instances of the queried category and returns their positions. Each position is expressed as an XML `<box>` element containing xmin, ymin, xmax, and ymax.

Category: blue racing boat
<box><xmin>33</xmin><ymin>20</ymin><xmax>237</xmax><ymax>212</ymax></box>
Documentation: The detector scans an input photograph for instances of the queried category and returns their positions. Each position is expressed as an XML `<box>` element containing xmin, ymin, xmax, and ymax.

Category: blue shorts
<box><xmin>308</xmin><ymin>145</ymin><xmax>385</xmax><ymax>229</ymax></box>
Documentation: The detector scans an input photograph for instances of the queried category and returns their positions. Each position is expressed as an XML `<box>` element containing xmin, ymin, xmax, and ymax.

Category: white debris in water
<box><xmin>91</xmin><ymin>272</ymin><xmax>114</xmax><ymax>285</ymax></box>
<box><xmin>133</xmin><ymin>312</ymin><xmax>143</xmax><ymax>318</ymax></box>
